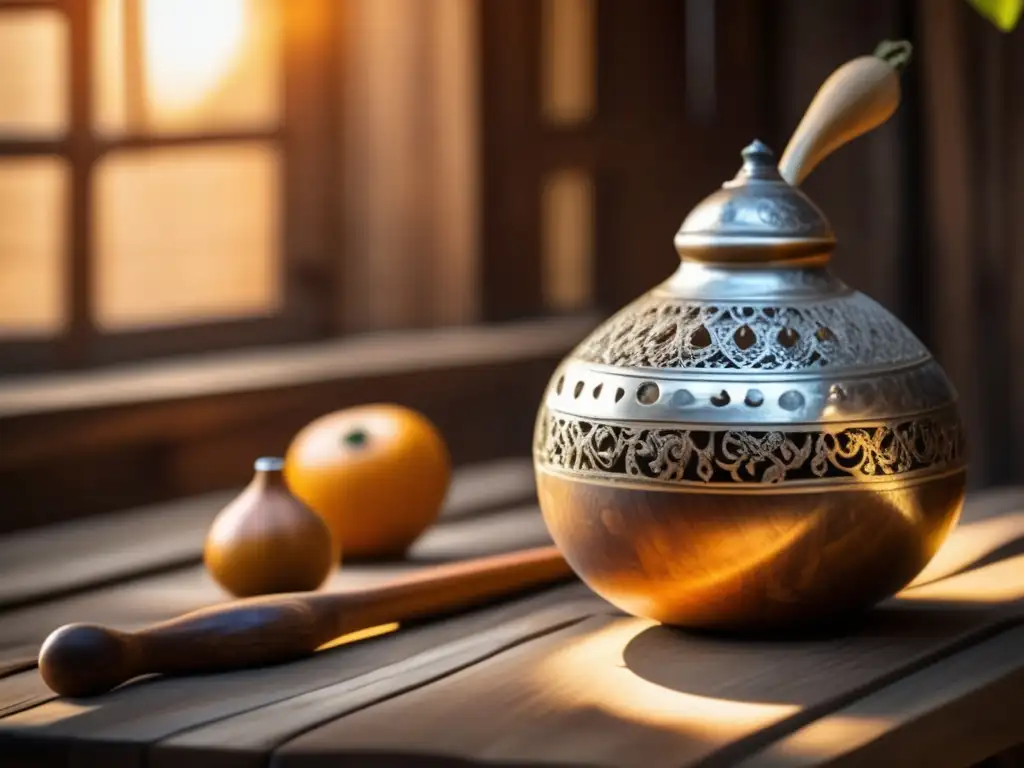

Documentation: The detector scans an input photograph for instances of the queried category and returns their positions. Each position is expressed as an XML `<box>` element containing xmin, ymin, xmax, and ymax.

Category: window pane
<box><xmin>541</xmin><ymin>0</ymin><xmax>595</xmax><ymax>126</ymax></box>
<box><xmin>0</xmin><ymin>156</ymin><xmax>67</xmax><ymax>336</ymax></box>
<box><xmin>93</xmin><ymin>143</ymin><xmax>281</xmax><ymax>329</ymax></box>
<box><xmin>93</xmin><ymin>0</ymin><xmax>281</xmax><ymax>135</ymax></box>
<box><xmin>542</xmin><ymin>169</ymin><xmax>594</xmax><ymax>312</ymax></box>
<box><xmin>0</xmin><ymin>9</ymin><xmax>68</xmax><ymax>137</ymax></box>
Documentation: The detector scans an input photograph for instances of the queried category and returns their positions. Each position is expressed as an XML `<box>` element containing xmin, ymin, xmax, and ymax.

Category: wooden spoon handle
<box><xmin>38</xmin><ymin>545</ymin><xmax>573</xmax><ymax>698</ymax></box>
<box><xmin>778</xmin><ymin>40</ymin><xmax>911</xmax><ymax>187</ymax></box>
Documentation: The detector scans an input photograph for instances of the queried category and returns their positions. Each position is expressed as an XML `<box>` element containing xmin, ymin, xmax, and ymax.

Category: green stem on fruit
<box><xmin>342</xmin><ymin>429</ymin><xmax>369</xmax><ymax>448</ymax></box>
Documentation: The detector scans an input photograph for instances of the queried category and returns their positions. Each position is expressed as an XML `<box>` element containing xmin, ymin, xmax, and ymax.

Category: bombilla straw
<box><xmin>778</xmin><ymin>40</ymin><xmax>912</xmax><ymax>187</ymax></box>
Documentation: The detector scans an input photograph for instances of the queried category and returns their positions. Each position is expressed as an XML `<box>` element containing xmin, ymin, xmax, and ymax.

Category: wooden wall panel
<box><xmin>914</xmin><ymin>0</ymin><xmax>1024</xmax><ymax>487</ymax></box>
<box><xmin>339</xmin><ymin>0</ymin><xmax>480</xmax><ymax>332</ymax></box>
<box><xmin>481</xmin><ymin>0</ymin><xmax>769</xmax><ymax>319</ymax></box>
<box><xmin>1010</xmin><ymin>8</ymin><xmax>1024</xmax><ymax>484</ymax></box>
<box><xmin>479</xmin><ymin>0</ymin><xmax>545</xmax><ymax>321</ymax></box>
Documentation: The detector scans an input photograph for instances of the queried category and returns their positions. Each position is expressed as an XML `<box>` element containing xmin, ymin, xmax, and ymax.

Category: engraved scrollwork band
<box><xmin>534</xmin><ymin>407</ymin><xmax>965</xmax><ymax>489</ymax></box>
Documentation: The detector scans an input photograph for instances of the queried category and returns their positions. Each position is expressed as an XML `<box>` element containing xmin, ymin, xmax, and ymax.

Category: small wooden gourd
<box><xmin>204</xmin><ymin>457</ymin><xmax>336</xmax><ymax>598</ymax></box>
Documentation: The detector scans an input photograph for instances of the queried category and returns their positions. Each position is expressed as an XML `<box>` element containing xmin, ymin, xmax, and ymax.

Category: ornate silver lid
<box><xmin>674</xmin><ymin>141</ymin><xmax>836</xmax><ymax>266</ymax></box>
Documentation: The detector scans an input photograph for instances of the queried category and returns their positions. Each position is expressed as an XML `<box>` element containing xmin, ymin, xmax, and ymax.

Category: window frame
<box><xmin>0</xmin><ymin>0</ymin><xmax>343</xmax><ymax>375</ymax></box>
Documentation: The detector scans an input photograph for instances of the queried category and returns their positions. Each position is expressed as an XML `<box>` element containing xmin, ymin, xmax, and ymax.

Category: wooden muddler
<box><xmin>38</xmin><ymin>545</ymin><xmax>574</xmax><ymax>698</ymax></box>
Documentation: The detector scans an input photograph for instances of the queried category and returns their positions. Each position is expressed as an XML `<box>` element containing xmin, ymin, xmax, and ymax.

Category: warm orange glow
<box><xmin>143</xmin><ymin>0</ymin><xmax>247</xmax><ymax>113</ymax></box>
<box><xmin>909</xmin><ymin>510</ymin><xmax>1024</xmax><ymax>587</ymax></box>
<box><xmin>0</xmin><ymin>157</ymin><xmax>67</xmax><ymax>335</ymax></box>
<box><xmin>899</xmin><ymin>554</ymin><xmax>1024</xmax><ymax>605</ymax></box>
<box><xmin>317</xmin><ymin>622</ymin><xmax>401</xmax><ymax>651</ymax></box>
<box><xmin>2</xmin><ymin>700</ymin><xmax>99</xmax><ymax>727</ymax></box>
<box><xmin>759</xmin><ymin>714</ymin><xmax>893</xmax><ymax>761</ymax></box>
<box><xmin>93</xmin><ymin>143</ymin><xmax>280</xmax><ymax>329</ymax></box>
<box><xmin>618</xmin><ymin>513</ymin><xmax>819</xmax><ymax>617</ymax></box>
<box><xmin>93</xmin><ymin>0</ymin><xmax>279</xmax><ymax>134</ymax></box>
<box><xmin>534</xmin><ymin>619</ymin><xmax>799</xmax><ymax>736</ymax></box>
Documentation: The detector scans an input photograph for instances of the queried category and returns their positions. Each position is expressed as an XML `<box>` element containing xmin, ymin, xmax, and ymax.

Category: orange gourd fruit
<box><xmin>284</xmin><ymin>404</ymin><xmax>451</xmax><ymax>560</ymax></box>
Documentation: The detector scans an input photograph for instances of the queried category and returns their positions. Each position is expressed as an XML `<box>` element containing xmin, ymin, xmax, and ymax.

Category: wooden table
<box><xmin>1</xmin><ymin>459</ymin><xmax>1023</xmax><ymax>768</ymax></box>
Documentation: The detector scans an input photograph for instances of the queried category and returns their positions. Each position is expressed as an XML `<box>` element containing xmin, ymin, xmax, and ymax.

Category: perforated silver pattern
<box><xmin>574</xmin><ymin>291</ymin><xmax>928</xmax><ymax>371</ymax></box>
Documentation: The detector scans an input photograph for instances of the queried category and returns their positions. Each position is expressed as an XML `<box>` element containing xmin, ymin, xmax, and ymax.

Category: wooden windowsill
<box><xmin>0</xmin><ymin>315</ymin><xmax>597</xmax><ymax>419</ymax></box>
<box><xmin>0</xmin><ymin>315</ymin><xmax>597</xmax><ymax>532</ymax></box>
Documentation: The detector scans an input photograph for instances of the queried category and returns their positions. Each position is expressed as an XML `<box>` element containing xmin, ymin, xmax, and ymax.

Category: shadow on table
<box><xmin>618</xmin><ymin>531</ymin><xmax>1024</xmax><ymax>709</ymax></box>
<box><xmin>621</xmin><ymin>603</ymin><xmax>1012</xmax><ymax>707</ymax></box>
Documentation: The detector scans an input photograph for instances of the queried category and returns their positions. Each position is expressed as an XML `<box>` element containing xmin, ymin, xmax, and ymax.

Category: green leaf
<box><xmin>966</xmin><ymin>0</ymin><xmax>1024</xmax><ymax>31</ymax></box>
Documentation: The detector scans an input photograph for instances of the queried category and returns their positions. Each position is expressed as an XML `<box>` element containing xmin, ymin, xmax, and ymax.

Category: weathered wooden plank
<box><xmin>0</xmin><ymin>504</ymin><xmax>549</xmax><ymax>758</ymax></box>
<box><xmin>0</xmin><ymin>482</ymin><xmax>1013</xmax><ymax>643</ymax></box>
<box><xmin>909</xmin><ymin>492</ymin><xmax>1024</xmax><ymax>587</ymax></box>
<box><xmin>0</xmin><ymin>672</ymin><xmax>52</xmax><ymax>721</ymax></box>
<box><xmin>0</xmin><ymin>657</ymin><xmax>37</xmax><ymax>680</ymax></box>
<box><xmin>269</xmin><ymin>598</ymin><xmax>1021</xmax><ymax>767</ymax></box>
<box><xmin>0</xmin><ymin>491</ymin><xmax>235</xmax><ymax>613</ymax></box>
<box><xmin>0</xmin><ymin>584</ymin><xmax>601</xmax><ymax>768</ymax></box>
<box><xmin>409</xmin><ymin>504</ymin><xmax>552</xmax><ymax>562</ymax></box>
<box><xmin>0</xmin><ymin>565</ymin><xmax>279</xmax><ymax>727</ymax></box>
<box><xmin>0</xmin><ymin>566</ymin><xmax>224</xmax><ymax>674</ymax></box>
<box><xmin>0</xmin><ymin>503</ymin><xmax>556</xmax><ymax>761</ymax></box>
<box><xmin>150</xmin><ymin>599</ymin><xmax>604</xmax><ymax>768</ymax></box>
<box><xmin>437</xmin><ymin>459</ymin><xmax>536</xmax><ymax>520</ymax></box>
<box><xmin>0</xmin><ymin>503</ymin><xmax>550</xmax><ymax>668</ymax></box>
<box><xmin>0</xmin><ymin>459</ymin><xmax>536</xmax><ymax>613</ymax></box>
<box><xmin>733</xmin><ymin>624</ymin><xmax>1024</xmax><ymax>768</ymax></box>
<box><xmin>0</xmin><ymin>489</ymin><xmax>1021</xmax><ymax>767</ymax></box>
<box><xmin>898</xmin><ymin>553</ymin><xmax>1024</xmax><ymax>610</ymax></box>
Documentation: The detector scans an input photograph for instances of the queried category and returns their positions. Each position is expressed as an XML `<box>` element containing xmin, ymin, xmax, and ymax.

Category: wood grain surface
<box><xmin>0</xmin><ymin>458</ymin><xmax>536</xmax><ymax>615</ymax></box>
<box><xmin>152</xmin><ymin>599</ymin><xmax>604</xmax><ymax>768</ymax></box>
<box><xmin>0</xmin><ymin>466</ymin><xmax>1022</xmax><ymax>768</ymax></box>
<box><xmin>734</xmin><ymin>624</ymin><xmax>1024</xmax><ymax>768</ymax></box>
<box><xmin>0</xmin><ymin>586</ymin><xmax>603</xmax><ymax>768</ymax></box>
<box><xmin>0</xmin><ymin>491</ymin><xmax>236</xmax><ymax>613</ymax></box>
<box><xmin>269</xmin><ymin>600</ymin><xmax>1018</xmax><ymax>768</ymax></box>
<box><xmin>0</xmin><ymin>462</ymin><xmax>546</xmax><ymax>716</ymax></box>
<box><xmin>0</xmin><ymin>506</ymin><xmax>553</xmax><ymax>680</ymax></box>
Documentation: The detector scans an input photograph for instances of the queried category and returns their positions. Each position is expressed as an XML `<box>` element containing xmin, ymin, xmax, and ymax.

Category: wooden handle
<box><xmin>778</xmin><ymin>40</ymin><xmax>911</xmax><ymax>186</ymax></box>
<box><xmin>38</xmin><ymin>545</ymin><xmax>573</xmax><ymax>698</ymax></box>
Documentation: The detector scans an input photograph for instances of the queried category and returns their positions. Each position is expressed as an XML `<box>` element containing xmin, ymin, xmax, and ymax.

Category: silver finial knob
<box><xmin>742</xmin><ymin>139</ymin><xmax>774</xmax><ymax>161</ymax></box>
<box><xmin>737</xmin><ymin>140</ymin><xmax>782</xmax><ymax>182</ymax></box>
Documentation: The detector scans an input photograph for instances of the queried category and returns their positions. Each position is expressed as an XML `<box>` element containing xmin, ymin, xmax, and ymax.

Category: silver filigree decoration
<box><xmin>534</xmin><ymin>409</ymin><xmax>964</xmax><ymax>486</ymax></box>
<box><xmin>574</xmin><ymin>292</ymin><xmax>929</xmax><ymax>371</ymax></box>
